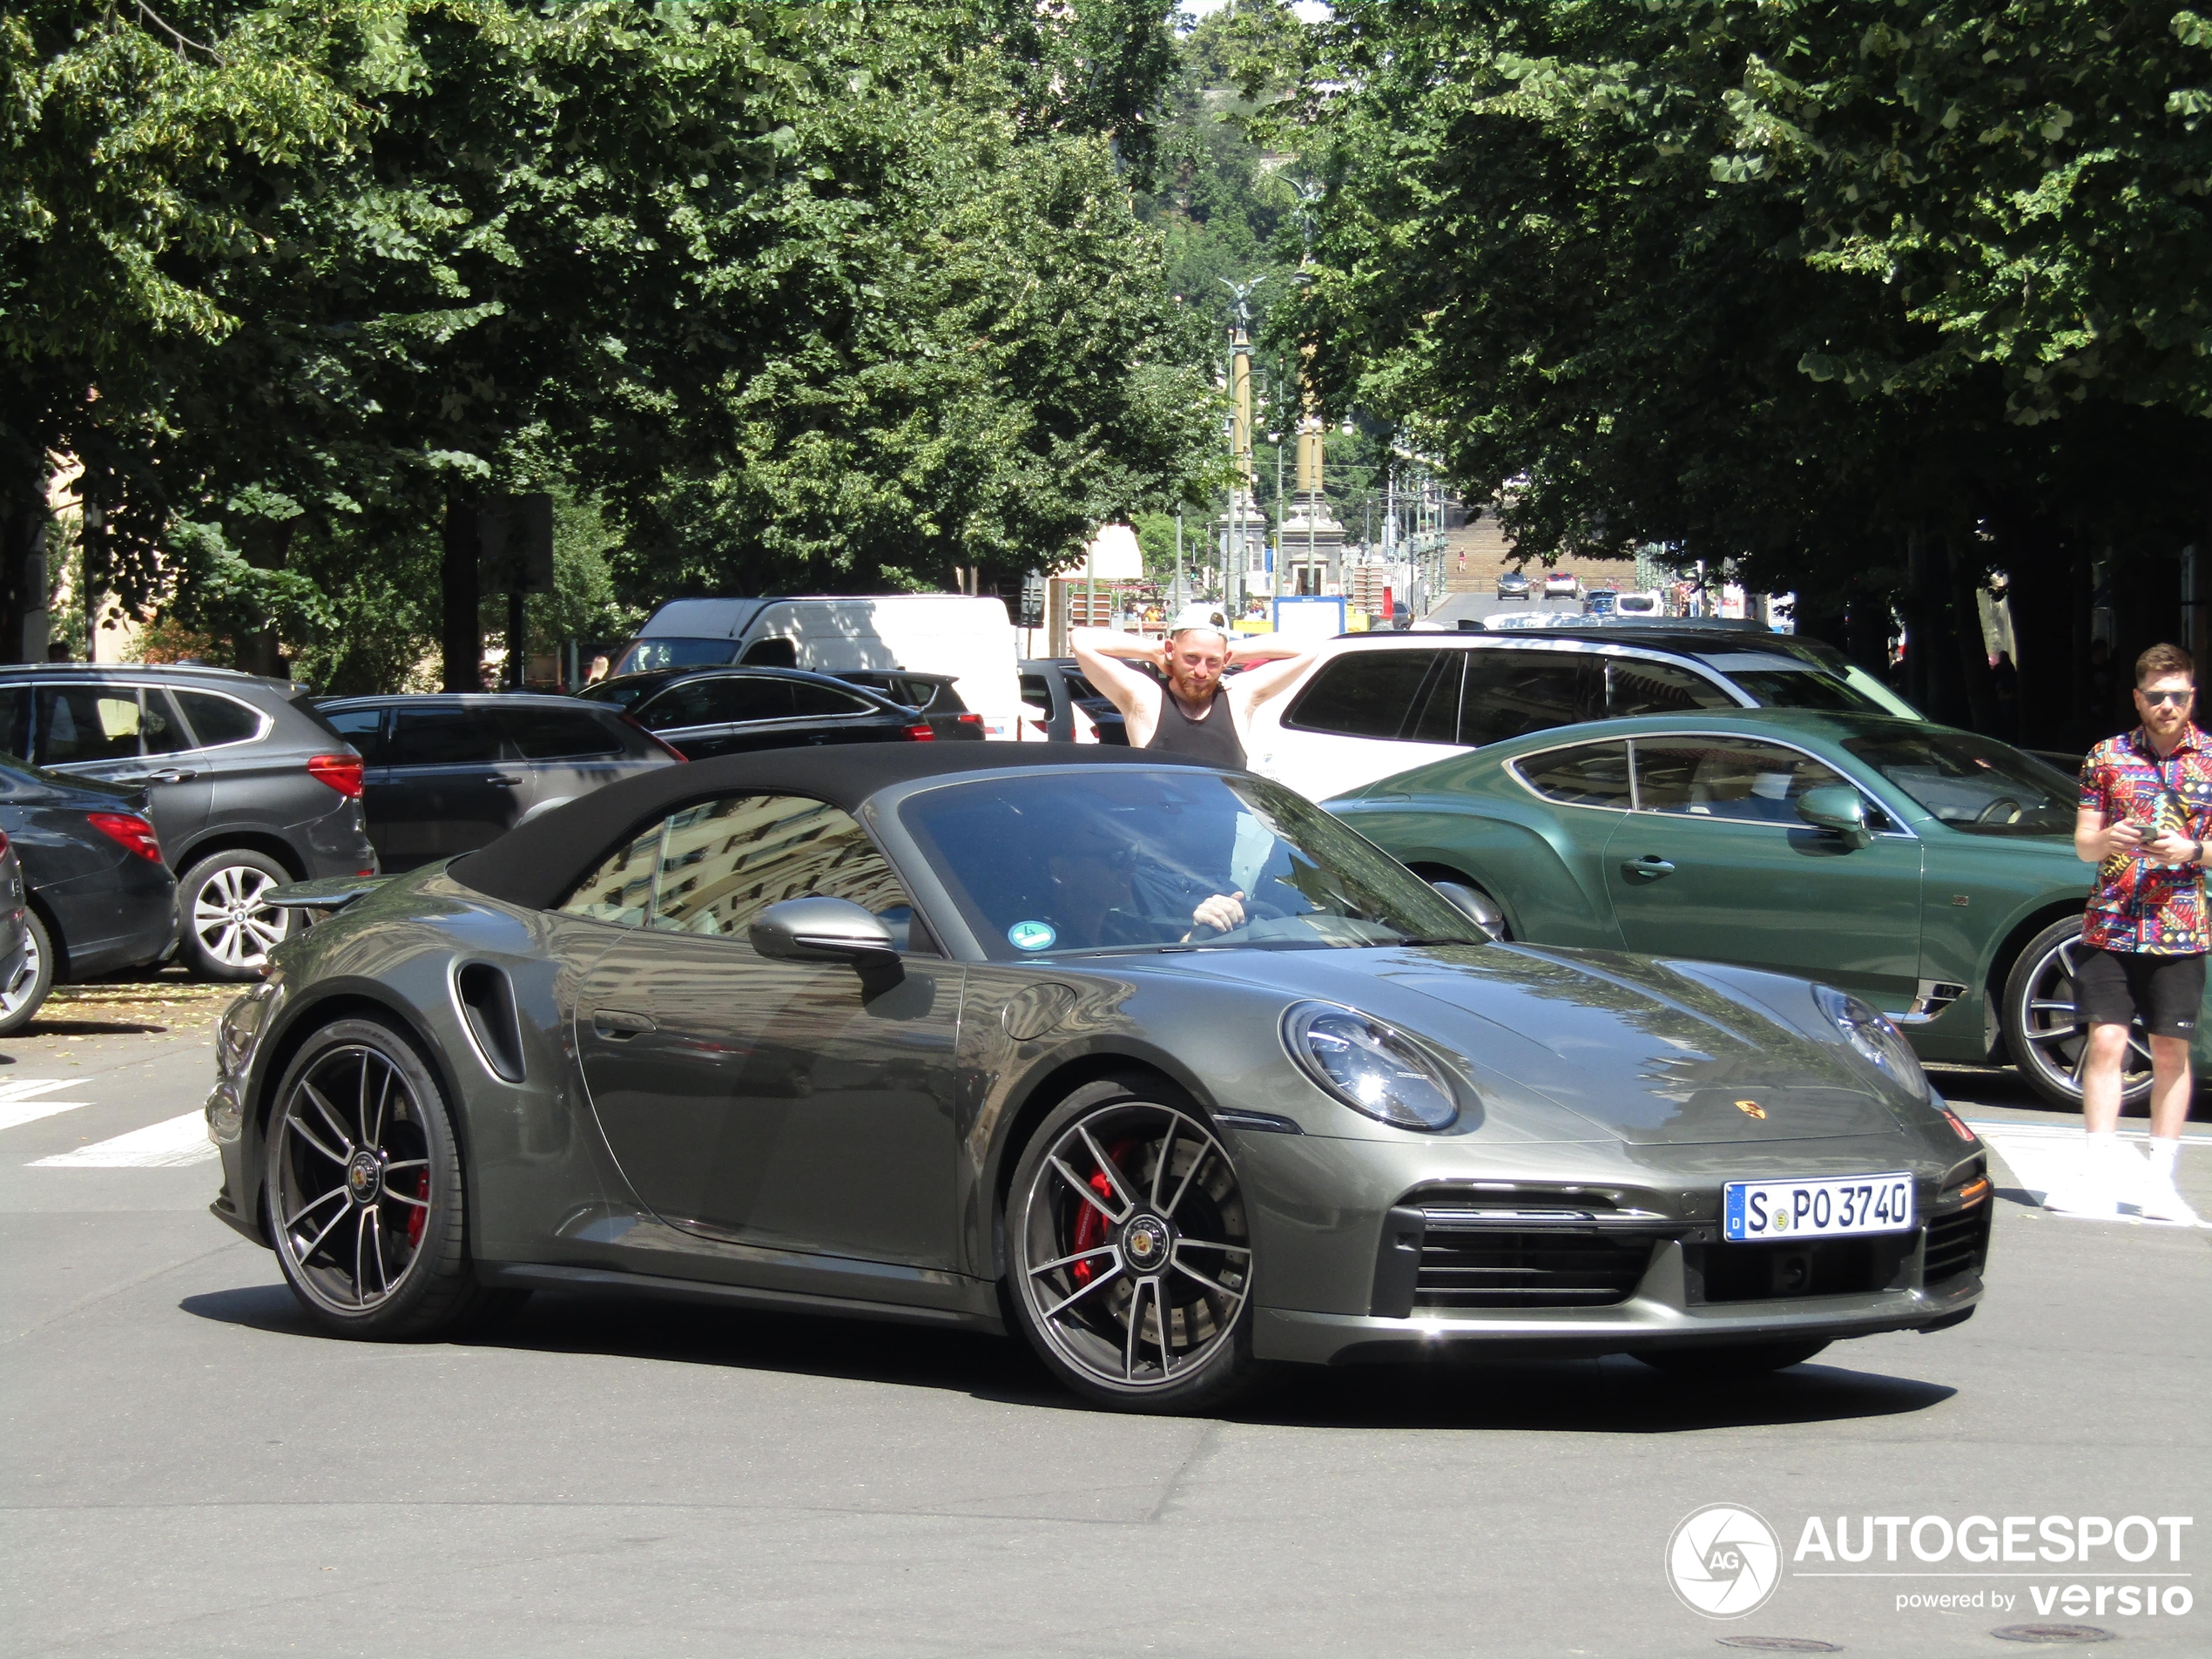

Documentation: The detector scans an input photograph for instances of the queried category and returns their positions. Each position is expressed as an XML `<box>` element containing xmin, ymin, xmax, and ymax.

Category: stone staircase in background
<box><xmin>1440</xmin><ymin>508</ymin><xmax>1642</xmax><ymax>599</ymax></box>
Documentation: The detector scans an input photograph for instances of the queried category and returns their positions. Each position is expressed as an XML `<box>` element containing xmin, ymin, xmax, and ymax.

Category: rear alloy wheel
<box><xmin>0</xmin><ymin>910</ymin><xmax>56</xmax><ymax>1036</ymax></box>
<box><xmin>266</xmin><ymin>1019</ymin><xmax>506</xmax><ymax>1338</ymax></box>
<box><xmin>2000</xmin><ymin>917</ymin><xmax>2154</xmax><ymax>1112</ymax></box>
<box><xmin>1006</xmin><ymin>1082</ymin><xmax>1262</xmax><ymax>1413</ymax></box>
<box><xmin>1635</xmin><ymin>1339</ymin><xmax>1831</xmax><ymax>1377</ymax></box>
<box><xmin>180</xmin><ymin>850</ymin><xmax>295</xmax><ymax>981</ymax></box>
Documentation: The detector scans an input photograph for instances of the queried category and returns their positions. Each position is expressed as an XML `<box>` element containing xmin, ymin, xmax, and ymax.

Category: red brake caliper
<box><xmin>1069</xmin><ymin>1140</ymin><xmax>1136</xmax><ymax>1286</ymax></box>
<box><xmin>406</xmin><ymin>1170</ymin><xmax>428</xmax><ymax>1248</ymax></box>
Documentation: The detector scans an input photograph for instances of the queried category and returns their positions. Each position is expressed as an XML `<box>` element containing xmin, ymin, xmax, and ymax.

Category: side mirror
<box><xmin>750</xmin><ymin>897</ymin><xmax>900</xmax><ymax>968</ymax></box>
<box><xmin>1430</xmin><ymin>880</ymin><xmax>1504</xmax><ymax>942</ymax></box>
<box><xmin>1797</xmin><ymin>786</ymin><xmax>1871</xmax><ymax>849</ymax></box>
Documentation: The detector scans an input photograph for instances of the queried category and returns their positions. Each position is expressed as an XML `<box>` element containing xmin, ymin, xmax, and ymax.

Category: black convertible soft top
<box><xmin>449</xmin><ymin>742</ymin><xmax>1213</xmax><ymax>913</ymax></box>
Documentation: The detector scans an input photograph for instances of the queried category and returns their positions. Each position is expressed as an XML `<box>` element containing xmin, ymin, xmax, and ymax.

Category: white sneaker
<box><xmin>2044</xmin><ymin>1174</ymin><xmax>2120</xmax><ymax>1217</ymax></box>
<box><xmin>2136</xmin><ymin>1173</ymin><xmax>2202</xmax><ymax>1225</ymax></box>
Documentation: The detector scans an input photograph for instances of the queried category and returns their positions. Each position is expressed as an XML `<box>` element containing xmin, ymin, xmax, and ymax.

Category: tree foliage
<box><xmin>2</xmin><ymin>1</ymin><xmax>1216</xmax><ymax>673</ymax></box>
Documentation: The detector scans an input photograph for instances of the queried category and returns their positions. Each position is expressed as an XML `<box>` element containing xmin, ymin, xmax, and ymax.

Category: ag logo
<box><xmin>1666</xmin><ymin>1503</ymin><xmax>1781</xmax><ymax>1618</ymax></box>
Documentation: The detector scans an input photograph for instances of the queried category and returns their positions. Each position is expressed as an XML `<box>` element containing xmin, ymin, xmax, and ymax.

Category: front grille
<box><xmin>1924</xmin><ymin>1197</ymin><xmax>1992</xmax><ymax>1284</ymax></box>
<box><xmin>1691</xmin><ymin>1235</ymin><xmax>1913</xmax><ymax>1303</ymax></box>
<box><xmin>1413</xmin><ymin>1230</ymin><xmax>1656</xmax><ymax>1309</ymax></box>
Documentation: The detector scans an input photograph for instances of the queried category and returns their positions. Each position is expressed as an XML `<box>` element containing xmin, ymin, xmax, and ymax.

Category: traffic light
<box><xmin>1019</xmin><ymin>568</ymin><xmax>1046</xmax><ymax>628</ymax></box>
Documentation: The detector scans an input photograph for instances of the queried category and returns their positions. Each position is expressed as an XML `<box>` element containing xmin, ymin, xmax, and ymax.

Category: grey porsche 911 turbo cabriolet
<box><xmin>206</xmin><ymin>745</ymin><xmax>1991</xmax><ymax>1413</ymax></box>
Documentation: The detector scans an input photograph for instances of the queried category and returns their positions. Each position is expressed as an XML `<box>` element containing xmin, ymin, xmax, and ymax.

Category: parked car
<box><xmin>833</xmin><ymin>671</ymin><xmax>985</xmax><ymax>740</ymax></box>
<box><xmin>0</xmin><ymin>832</ymin><xmax>25</xmax><ymax>1017</ymax></box>
<box><xmin>313</xmin><ymin>695</ymin><xmax>684</xmax><ymax>873</ymax></box>
<box><xmin>1494</xmin><ymin>570</ymin><xmax>1532</xmax><ymax>601</ymax></box>
<box><xmin>1543</xmin><ymin>571</ymin><xmax>1581</xmax><ymax>598</ymax></box>
<box><xmin>0</xmin><ymin>664</ymin><xmax>375</xmax><ymax>980</ymax></box>
<box><xmin>0</xmin><ymin>754</ymin><xmax>178</xmax><ymax>1034</ymax></box>
<box><xmin>214</xmin><ymin>744</ymin><xmax>1987</xmax><ymax>1410</ymax></box>
<box><xmin>1017</xmin><ymin>658</ymin><xmax>1127</xmax><ymax>744</ymax></box>
<box><xmin>1243</xmin><ymin>627</ymin><xmax>1924</xmax><ymax>801</ymax></box>
<box><xmin>1615</xmin><ymin>590</ymin><xmax>1663</xmax><ymax>617</ymax></box>
<box><xmin>1327</xmin><ymin>709</ymin><xmax>2133</xmax><ymax>1111</ymax></box>
<box><xmin>610</xmin><ymin>595</ymin><xmax>1022</xmax><ymax>740</ymax></box>
<box><xmin>1583</xmin><ymin>588</ymin><xmax>1619</xmax><ymax>617</ymax></box>
<box><xmin>577</xmin><ymin>666</ymin><xmax>941</xmax><ymax>760</ymax></box>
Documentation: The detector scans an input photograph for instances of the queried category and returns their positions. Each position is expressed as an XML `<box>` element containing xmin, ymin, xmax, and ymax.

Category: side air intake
<box><xmin>455</xmin><ymin>962</ymin><xmax>526</xmax><ymax>1083</ymax></box>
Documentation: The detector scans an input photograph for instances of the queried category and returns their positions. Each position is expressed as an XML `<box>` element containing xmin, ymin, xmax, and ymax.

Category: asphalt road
<box><xmin>3</xmin><ymin>987</ymin><xmax>2208</xmax><ymax>1658</ymax></box>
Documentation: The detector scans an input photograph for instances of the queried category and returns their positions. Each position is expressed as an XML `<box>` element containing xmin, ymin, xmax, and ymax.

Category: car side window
<box><xmin>640</xmin><ymin>677</ymin><xmax>794</xmax><ymax>731</ymax></box>
<box><xmin>0</xmin><ymin>685</ymin><xmax>28</xmax><ymax>761</ymax></box>
<box><xmin>557</xmin><ymin>794</ymin><xmax>919</xmax><ymax>948</ymax></box>
<box><xmin>138</xmin><ymin>689</ymin><xmax>192</xmax><ymax>754</ymax></box>
<box><xmin>1403</xmin><ymin>654</ymin><xmax>1466</xmax><ymax>744</ymax></box>
<box><xmin>497</xmin><ymin>705</ymin><xmax>625</xmax><ymax>759</ymax></box>
<box><xmin>320</xmin><ymin>706</ymin><xmax>388</xmax><ymax>763</ymax></box>
<box><xmin>174</xmin><ymin>689</ymin><xmax>266</xmax><ymax>750</ymax></box>
<box><xmin>787</xmin><ymin>683</ymin><xmax>874</xmax><ymax>718</ymax></box>
<box><xmin>388</xmin><ymin>705</ymin><xmax>513</xmax><ymax>766</ymax></box>
<box><xmin>1019</xmin><ymin>673</ymin><xmax>1054</xmax><ymax>710</ymax></box>
<box><xmin>1632</xmin><ymin>738</ymin><xmax>1871</xmax><ymax>826</ymax></box>
<box><xmin>1605</xmin><ymin>658</ymin><xmax>1734</xmax><ymax>718</ymax></box>
<box><xmin>1284</xmin><ymin>651</ymin><xmax>1440</xmax><ymax>738</ymax></box>
<box><xmin>1514</xmin><ymin>741</ymin><xmax>1634</xmax><ymax>808</ymax></box>
<box><xmin>1459</xmin><ymin>651</ymin><xmax>1602</xmax><ymax>746</ymax></box>
<box><xmin>35</xmin><ymin>685</ymin><xmax>151</xmax><ymax>764</ymax></box>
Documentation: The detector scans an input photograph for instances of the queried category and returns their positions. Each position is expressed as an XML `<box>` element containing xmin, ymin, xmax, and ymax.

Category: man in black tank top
<box><xmin>1072</xmin><ymin>605</ymin><xmax>1316</xmax><ymax>774</ymax></box>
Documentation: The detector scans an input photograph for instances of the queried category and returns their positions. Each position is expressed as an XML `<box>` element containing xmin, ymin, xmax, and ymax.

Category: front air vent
<box><xmin>455</xmin><ymin>962</ymin><xmax>526</xmax><ymax>1083</ymax></box>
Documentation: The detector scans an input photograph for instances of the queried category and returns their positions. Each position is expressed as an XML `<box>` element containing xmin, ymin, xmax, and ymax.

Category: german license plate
<box><xmin>1723</xmin><ymin>1172</ymin><xmax>1914</xmax><ymax>1242</ymax></box>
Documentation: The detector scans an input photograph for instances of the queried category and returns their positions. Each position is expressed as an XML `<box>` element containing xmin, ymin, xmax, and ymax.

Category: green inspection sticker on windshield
<box><xmin>1008</xmin><ymin>920</ymin><xmax>1056</xmax><ymax>952</ymax></box>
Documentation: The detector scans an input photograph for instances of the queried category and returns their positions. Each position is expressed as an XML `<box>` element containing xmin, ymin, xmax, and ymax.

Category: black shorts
<box><xmin>2074</xmin><ymin>948</ymin><xmax>2205</xmax><ymax>1039</ymax></box>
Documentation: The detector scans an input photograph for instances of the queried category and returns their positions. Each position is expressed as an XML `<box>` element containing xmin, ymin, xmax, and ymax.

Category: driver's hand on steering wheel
<box><xmin>1187</xmin><ymin>891</ymin><xmax>1246</xmax><ymax>936</ymax></box>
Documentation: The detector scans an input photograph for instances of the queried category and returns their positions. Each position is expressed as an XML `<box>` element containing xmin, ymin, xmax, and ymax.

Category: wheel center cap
<box><xmin>1122</xmin><ymin>1213</ymin><xmax>1171</xmax><ymax>1269</ymax></box>
<box><xmin>346</xmin><ymin>1150</ymin><xmax>382</xmax><ymax>1205</ymax></box>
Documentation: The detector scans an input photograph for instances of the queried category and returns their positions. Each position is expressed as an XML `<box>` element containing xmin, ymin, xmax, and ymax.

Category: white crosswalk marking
<box><xmin>30</xmin><ymin>1110</ymin><xmax>216</xmax><ymax>1169</ymax></box>
<box><xmin>0</xmin><ymin>1079</ymin><xmax>94</xmax><ymax>1133</ymax></box>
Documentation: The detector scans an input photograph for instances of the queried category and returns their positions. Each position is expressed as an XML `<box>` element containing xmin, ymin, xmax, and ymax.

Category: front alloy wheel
<box><xmin>1007</xmin><ymin>1082</ymin><xmax>1259</xmax><ymax>1412</ymax></box>
<box><xmin>266</xmin><ymin>1020</ymin><xmax>506</xmax><ymax>1338</ymax></box>
<box><xmin>2001</xmin><ymin>918</ymin><xmax>2154</xmax><ymax>1111</ymax></box>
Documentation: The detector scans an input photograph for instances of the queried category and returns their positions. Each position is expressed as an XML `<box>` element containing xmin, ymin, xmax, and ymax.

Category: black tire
<box><xmin>2000</xmin><ymin>916</ymin><xmax>2153</xmax><ymax>1111</ymax></box>
<box><xmin>179</xmin><ymin>849</ymin><xmax>296</xmax><ymax>981</ymax></box>
<box><xmin>264</xmin><ymin>1017</ymin><xmax>502</xmax><ymax>1339</ymax></box>
<box><xmin>1003</xmin><ymin>1077</ymin><xmax>1265</xmax><ymax>1413</ymax></box>
<box><xmin>0</xmin><ymin>909</ymin><xmax>56</xmax><ymax>1036</ymax></box>
<box><xmin>1633</xmin><ymin>1339</ymin><xmax>1831</xmax><ymax>1377</ymax></box>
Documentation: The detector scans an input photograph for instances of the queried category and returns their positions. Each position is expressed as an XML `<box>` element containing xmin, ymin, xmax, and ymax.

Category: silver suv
<box><xmin>0</xmin><ymin>664</ymin><xmax>377</xmax><ymax>979</ymax></box>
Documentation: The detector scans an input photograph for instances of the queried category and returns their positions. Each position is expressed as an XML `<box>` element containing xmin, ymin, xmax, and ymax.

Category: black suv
<box><xmin>0</xmin><ymin>664</ymin><xmax>376</xmax><ymax>979</ymax></box>
<box><xmin>314</xmin><ymin>694</ymin><xmax>680</xmax><ymax>872</ymax></box>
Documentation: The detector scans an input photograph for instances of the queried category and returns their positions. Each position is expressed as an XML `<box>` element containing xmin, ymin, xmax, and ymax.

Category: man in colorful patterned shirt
<box><xmin>2055</xmin><ymin>642</ymin><xmax>2209</xmax><ymax>1223</ymax></box>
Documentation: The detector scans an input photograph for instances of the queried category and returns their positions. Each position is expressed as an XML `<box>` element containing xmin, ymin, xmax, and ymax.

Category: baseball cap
<box><xmin>1169</xmin><ymin>604</ymin><xmax>1230</xmax><ymax>637</ymax></box>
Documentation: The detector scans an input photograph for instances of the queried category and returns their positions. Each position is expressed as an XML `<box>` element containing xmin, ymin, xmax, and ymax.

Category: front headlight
<box><xmin>1813</xmin><ymin>983</ymin><xmax>1929</xmax><ymax>1100</ymax></box>
<box><xmin>1283</xmin><ymin>1001</ymin><xmax>1460</xmax><ymax>1130</ymax></box>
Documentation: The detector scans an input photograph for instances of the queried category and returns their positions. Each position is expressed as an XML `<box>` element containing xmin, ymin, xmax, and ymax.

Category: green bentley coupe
<box><xmin>1327</xmin><ymin>710</ymin><xmax>2160</xmax><ymax>1110</ymax></box>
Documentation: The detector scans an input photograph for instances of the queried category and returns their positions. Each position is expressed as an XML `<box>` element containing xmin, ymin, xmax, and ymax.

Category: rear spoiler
<box><xmin>264</xmin><ymin>874</ymin><xmax>392</xmax><ymax>913</ymax></box>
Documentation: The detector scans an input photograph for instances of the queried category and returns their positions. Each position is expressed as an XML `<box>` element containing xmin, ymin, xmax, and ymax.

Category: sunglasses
<box><xmin>2141</xmin><ymin>690</ymin><xmax>2195</xmax><ymax>707</ymax></box>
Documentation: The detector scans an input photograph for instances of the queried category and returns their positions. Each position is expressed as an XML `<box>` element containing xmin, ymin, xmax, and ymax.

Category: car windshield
<box><xmin>1724</xmin><ymin>666</ymin><xmax>1888</xmax><ymax>715</ymax></box>
<box><xmin>1842</xmin><ymin>731</ymin><xmax>2076</xmax><ymax>836</ymax></box>
<box><xmin>900</xmin><ymin>768</ymin><xmax>1486</xmax><ymax>959</ymax></box>
<box><xmin>613</xmin><ymin>637</ymin><xmax>738</xmax><ymax>675</ymax></box>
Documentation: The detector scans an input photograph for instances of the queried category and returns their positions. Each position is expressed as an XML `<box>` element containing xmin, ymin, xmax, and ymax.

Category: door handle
<box><xmin>1621</xmin><ymin>857</ymin><xmax>1676</xmax><ymax>880</ymax></box>
<box><xmin>117</xmin><ymin>769</ymin><xmax>196</xmax><ymax>785</ymax></box>
<box><xmin>592</xmin><ymin>1008</ymin><xmax>657</xmax><ymax>1039</ymax></box>
<box><xmin>486</xmin><ymin>773</ymin><xmax>524</xmax><ymax>787</ymax></box>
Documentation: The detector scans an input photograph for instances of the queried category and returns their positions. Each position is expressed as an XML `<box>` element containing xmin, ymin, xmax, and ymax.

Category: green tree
<box><xmin>1296</xmin><ymin>1</ymin><xmax>2210</xmax><ymax>741</ymax></box>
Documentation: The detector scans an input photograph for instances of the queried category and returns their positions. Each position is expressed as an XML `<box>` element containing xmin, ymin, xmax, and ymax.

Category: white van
<box><xmin>613</xmin><ymin>596</ymin><xmax>1023</xmax><ymax>739</ymax></box>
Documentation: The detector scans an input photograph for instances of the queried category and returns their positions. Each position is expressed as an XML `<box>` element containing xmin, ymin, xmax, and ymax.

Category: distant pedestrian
<box><xmin>2049</xmin><ymin>641</ymin><xmax>2207</xmax><ymax>1223</ymax></box>
<box><xmin>585</xmin><ymin>653</ymin><xmax>610</xmax><ymax>685</ymax></box>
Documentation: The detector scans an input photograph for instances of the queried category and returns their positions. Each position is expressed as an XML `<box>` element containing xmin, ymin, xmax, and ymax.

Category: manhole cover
<box><xmin>1990</xmin><ymin>1626</ymin><xmax>2115</xmax><ymax>1645</ymax></box>
<box><xmin>1717</xmin><ymin>1640</ymin><xmax>1844</xmax><ymax>1653</ymax></box>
